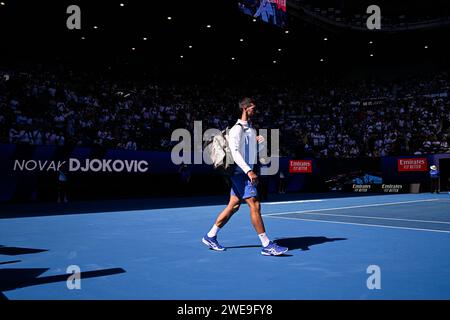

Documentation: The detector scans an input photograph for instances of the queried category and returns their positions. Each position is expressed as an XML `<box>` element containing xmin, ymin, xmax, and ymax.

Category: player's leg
<box><xmin>244</xmin><ymin>195</ymin><xmax>288</xmax><ymax>256</ymax></box>
<box><xmin>202</xmin><ymin>174</ymin><xmax>247</xmax><ymax>251</ymax></box>
<box><xmin>210</xmin><ymin>174</ymin><xmax>247</xmax><ymax>230</ymax></box>
<box><xmin>245</xmin><ymin>196</ymin><xmax>265</xmax><ymax>234</ymax></box>
<box><xmin>214</xmin><ymin>195</ymin><xmax>241</xmax><ymax>228</ymax></box>
<box><xmin>202</xmin><ymin>195</ymin><xmax>241</xmax><ymax>251</ymax></box>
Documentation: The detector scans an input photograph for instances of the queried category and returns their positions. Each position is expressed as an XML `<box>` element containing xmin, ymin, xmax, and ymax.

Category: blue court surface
<box><xmin>1</xmin><ymin>193</ymin><xmax>450</xmax><ymax>300</ymax></box>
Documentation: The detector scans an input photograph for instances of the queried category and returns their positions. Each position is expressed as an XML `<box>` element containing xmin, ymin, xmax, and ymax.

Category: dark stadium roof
<box><xmin>292</xmin><ymin>0</ymin><xmax>450</xmax><ymax>20</ymax></box>
<box><xmin>0</xmin><ymin>0</ymin><xmax>449</xmax><ymax>76</ymax></box>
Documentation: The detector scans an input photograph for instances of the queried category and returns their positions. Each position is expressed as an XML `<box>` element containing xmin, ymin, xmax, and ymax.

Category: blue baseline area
<box><xmin>1</xmin><ymin>193</ymin><xmax>450</xmax><ymax>299</ymax></box>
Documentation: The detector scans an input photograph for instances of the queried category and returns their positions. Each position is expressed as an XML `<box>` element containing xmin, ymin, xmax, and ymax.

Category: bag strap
<box><xmin>235</xmin><ymin>122</ymin><xmax>244</xmax><ymax>138</ymax></box>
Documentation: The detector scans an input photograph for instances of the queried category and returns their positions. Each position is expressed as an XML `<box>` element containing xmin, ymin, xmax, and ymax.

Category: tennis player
<box><xmin>202</xmin><ymin>97</ymin><xmax>288</xmax><ymax>256</ymax></box>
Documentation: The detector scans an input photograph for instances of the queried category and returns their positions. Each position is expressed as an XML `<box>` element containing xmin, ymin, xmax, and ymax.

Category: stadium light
<box><xmin>119</xmin><ymin>3</ymin><xmax>125</xmax><ymax>7</ymax></box>
<box><xmin>131</xmin><ymin>47</ymin><xmax>136</xmax><ymax>51</ymax></box>
<box><xmin>81</xmin><ymin>36</ymin><xmax>86</xmax><ymax>40</ymax></box>
<box><xmin>424</xmin><ymin>45</ymin><xmax>428</xmax><ymax>49</ymax></box>
<box><xmin>320</xmin><ymin>58</ymin><xmax>324</xmax><ymax>62</ymax></box>
<box><xmin>240</xmin><ymin>38</ymin><xmax>244</xmax><ymax>42</ymax></box>
<box><xmin>180</xmin><ymin>55</ymin><xmax>184</xmax><ymax>58</ymax></box>
<box><xmin>369</xmin><ymin>41</ymin><xmax>373</xmax><ymax>44</ymax></box>
<box><xmin>370</xmin><ymin>53</ymin><xmax>374</xmax><ymax>57</ymax></box>
<box><xmin>0</xmin><ymin>2</ymin><xmax>5</xmax><ymax>6</ymax></box>
<box><xmin>167</xmin><ymin>16</ymin><xmax>172</xmax><ymax>20</ymax></box>
<box><xmin>143</xmin><ymin>37</ymin><xmax>147</xmax><ymax>41</ymax></box>
<box><xmin>93</xmin><ymin>26</ymin><xmax>98</xmax><ymax>29</ymax></box>
<box><xmin>278</xmin><ymin>48</ymin><xmax>282</xmax><ymax>52</ymax></box>
<box><xmin>324</xmin><ymin>37</ymin><xmax>328</xmax><ymax>41</ymax></box>
<box><xmin>188</xmin><ymin>45</ymin><xmax>193</xmax><ymax>49</ymax></box>
<box><xmin>273</xmin><ymin>60</ymin><xmax>277</xmax><ymax>64</ymax></box>
<box><xmin>253</xmin><ymin>19</ymin><xmax>257</xmax><ymax>22</ymax></box>
<box><xmin>231</xmin><ymin>57</ymin><xmax>235</xmax><ymax>61</ymax></box>
<box><xmin>284</xmin><ymin>30</ymin><xmax>289</xmax><ymax>34</ymax></box>
<box><xmin>206</xmin><ymin>24</ymin><xmax>211</xmax><ymax>28</ymax></box>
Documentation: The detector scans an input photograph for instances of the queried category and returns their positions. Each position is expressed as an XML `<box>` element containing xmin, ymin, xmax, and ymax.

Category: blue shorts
<box><xmin>230</xmin><ymin>174</ymin><xmax>258</xmax><ymax>200</ymax></box>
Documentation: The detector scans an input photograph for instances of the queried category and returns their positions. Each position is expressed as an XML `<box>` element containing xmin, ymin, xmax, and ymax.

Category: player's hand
<box><xmin>256</xmin><ymin>135</ymin><xmax>265</xmax><ymax>144</ymax></box>
<box><xmin>247</xmin><ymin>170</ymin><xmax>258</xmax><ymax>185</ymax></box>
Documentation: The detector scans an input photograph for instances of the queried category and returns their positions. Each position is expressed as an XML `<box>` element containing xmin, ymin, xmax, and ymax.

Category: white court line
<box><xmin>263</xmin><ymin>199</ymin><xmax>441</xmax><ymax>217</ymax></box>
<box><xmin>265</xmin><ymin>215</ymin><xmax>450</xmax><ymax>234</ymax></box>
<box><xmin>265</xmin><ymin>199</ymin><xmax>324</xmax><ymax>205</ymax></box>
<box><xmin>264</xmin><ymin>211</ymin><xmax>450</xmax><ymax>225</ymax></box>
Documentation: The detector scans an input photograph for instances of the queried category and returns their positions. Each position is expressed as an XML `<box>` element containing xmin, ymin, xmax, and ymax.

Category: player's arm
<box><xmin>228</xmin><ymin>126</ymin><xmax>257</xmax><ymax>184</ymax></box>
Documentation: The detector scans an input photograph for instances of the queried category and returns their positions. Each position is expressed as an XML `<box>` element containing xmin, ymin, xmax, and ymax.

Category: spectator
<box><xmin>429</xmin><ymin>165</ymin><xmax>440</xmax><ymax>193</ymax></box>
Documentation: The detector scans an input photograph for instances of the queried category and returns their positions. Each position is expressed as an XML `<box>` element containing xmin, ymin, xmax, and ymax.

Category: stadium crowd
<box><xmin>1</xmin><ymin>68</ymin><xmax>449</xmax><ymax>158</ymax></box>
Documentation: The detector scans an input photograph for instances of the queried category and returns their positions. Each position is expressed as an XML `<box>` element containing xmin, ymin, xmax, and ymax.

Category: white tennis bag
<box><xmin>204</xmin><ymin>124</ymin><xmax>243</xmax><ymax>175</ymax></box>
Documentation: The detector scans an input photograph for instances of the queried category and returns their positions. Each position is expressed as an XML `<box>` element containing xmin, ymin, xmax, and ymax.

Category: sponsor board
<box><xmin>13</xmin><ymin>158</ymin><xmax>149</xmax><ymax>173</ymax></box>
<box><xmin>289</xmin><ymin>160</ymin><xmax>312</xmax><ymax>173</ymax></box>
<box><xmin>350</xmin><ymin>184</ymin><xmax>408</xmax><ymax>193</ymax></box>
<box><xmin>397</xmin><ymin>158</ymin><xmax>428</xmax><ymax>172</ymax></box>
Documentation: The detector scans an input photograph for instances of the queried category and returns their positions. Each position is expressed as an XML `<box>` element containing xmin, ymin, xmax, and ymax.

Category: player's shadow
<box><xmin>0</xmin><ymin>245</ymin><xmax>48</xmax><ymax>256</ymax></box>
<box><xmin>0</xmin><ymin>260</ymin><xmax>21</xmax><ymax>266</ymax></box>
<box><xmin>0</xmin><ymin>267</ymin><xmax>126</xmax><ymax>300</ymax></box>
<box><xmin>0</xmin><ymin>244</ymin><xmax>45</xmax><ymax>270</ymax></box>
<box><xmin>226</xmin><ymin>245</ymin><xmax>261</xmax><ymax>249</ymax></box>
<box><xmin>225</xmin><ymin>244</ymin><xmax>293</xmax><ymax>257</ymax></box>
<box><xmin>226</xmin><ymin>236</ymin><xmax>346</xmax><ymax>253</ymax></box>
<box><xmin>0</xmin><ymin>244</ymin><xmax>126</xmax><ymax>300</ymax></box>
<box><xmin>274</xmin><ymin>236</ymin><xmax>347</xmax><ymax>251</ymax></box>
